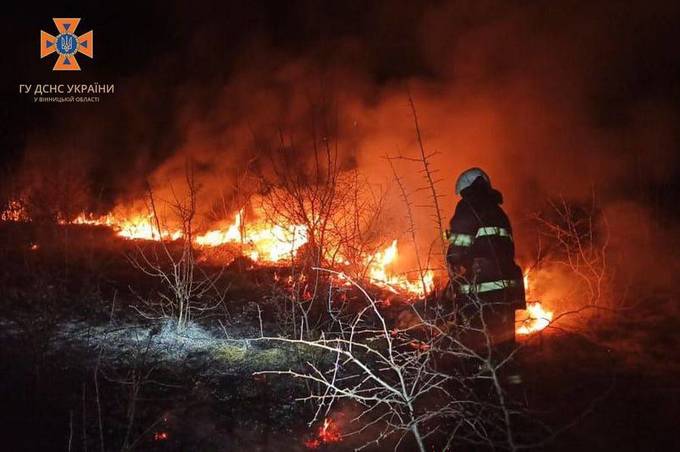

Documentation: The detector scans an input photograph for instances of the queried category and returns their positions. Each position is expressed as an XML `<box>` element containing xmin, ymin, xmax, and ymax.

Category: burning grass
<box><xmin>304</xmin><ymin>417</ymin><xmax>342</xmax><ymax>449</ymax></box>
<box><xmin>517</xmin><ymin>301</ymin><xmax>554</xmax><ymax>336</ymax></box>
<box><xmin>0</xmin><ymin>203</ymin><xmax>557</xmax><ymax>343</ymax></box>
<box><xmin>3</xmin><ymin>198</ymin><xmax>435</xmax><ymax>298</ymax></box>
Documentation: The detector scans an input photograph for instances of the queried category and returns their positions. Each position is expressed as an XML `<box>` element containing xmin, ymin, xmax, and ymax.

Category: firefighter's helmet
<box><xmin>455</xmin><ymin>167</ymin><xmax>490</xmax><ymax>195</ymax></box>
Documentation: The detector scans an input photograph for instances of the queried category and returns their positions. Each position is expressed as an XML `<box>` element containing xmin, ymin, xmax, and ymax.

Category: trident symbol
<box><xmin>41</xmin><ymin>18</ymin><xmax>94</xmax><ymax>71</ymax></box>
<box><xmin>61</xmin><ymin>35</ymin><xmax>74</xmax><ymax>53</ymax></box>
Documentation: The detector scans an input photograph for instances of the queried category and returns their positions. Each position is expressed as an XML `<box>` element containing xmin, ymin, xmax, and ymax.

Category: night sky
<box><xmin>3</xmin><ymin>1</ymin><xmax>431</xmax><ymax>169</ymax></box>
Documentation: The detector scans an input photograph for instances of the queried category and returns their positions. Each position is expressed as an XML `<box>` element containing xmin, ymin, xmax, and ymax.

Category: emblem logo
<box><xmin>40</xmin><ymin>18</ymin><xmax>93</xmax><ymax>71</ymax></box>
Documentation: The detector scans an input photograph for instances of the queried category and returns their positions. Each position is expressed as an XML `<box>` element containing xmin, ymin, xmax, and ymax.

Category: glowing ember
<box><xmin>517</xmin><ymin>301</ymin><xmax>553</xmax><ymax>335</ymax></box>
<box><xmin>409</xmin><ymin>340</ymin><xmax>431</xmax><ymax>351</ymax></box>
<box><xmin>153</xmin><ymin>431</ymin><xmax>169</xmax><ymax>441</ymax></box>
<box><xmin>304</xmin><ymin>417</ymin><xmax>341</xmax><ymax>449</ymax></box>
<box><xmin>1</xmin><ymin>200</ymin><xmax>29</xmax><ymax>222</ymax></box>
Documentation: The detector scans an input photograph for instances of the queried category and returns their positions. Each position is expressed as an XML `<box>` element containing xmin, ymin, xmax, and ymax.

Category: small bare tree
<box><xmin>385</xmin><ymin>93</ymin><xmax>451</xmax><ymax>302</ymax></box>
<box><xmin>532</xmin><ymin>192</ymin><xmax>611</xmax><ymax>308</ymax></box>
<box><xmin>253</xmin><ymin>270</ymin><xmax>542</xmax><ymax>451</ymax></box>
<box><xmin>256</xmin><ymin>134</ymin><xmax>345</xmax><ymax>268</ymax></box>
<box><xmin>129</xmin><ymin>162</ymin><xmax>226</xmax><ymax>332</ymax></box>
<box><xmin>253</xmin><ymin>121</ymin><xmax>391</xmax><ymax>338</ymax></box>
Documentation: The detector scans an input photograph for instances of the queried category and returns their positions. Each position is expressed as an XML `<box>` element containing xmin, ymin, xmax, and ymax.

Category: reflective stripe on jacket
<box><xmin>458</xmin><ymin>279</ymin><xmax>519</xmax><ymax>294</ymax></box>
<box><xmin>447</xmin><ymin>227</ymin><xmax>512</xmax><ymax>248</ymax></box>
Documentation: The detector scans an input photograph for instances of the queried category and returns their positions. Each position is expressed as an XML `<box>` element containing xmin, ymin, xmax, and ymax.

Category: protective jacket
<box><xmin>446</xmin><ymin>177</ymin><xmax>525</xmax><ymax>310</ymax></box>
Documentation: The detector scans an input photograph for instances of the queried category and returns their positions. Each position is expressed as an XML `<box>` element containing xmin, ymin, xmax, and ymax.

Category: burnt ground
<box><xmin>518</xmin><ymin>325</ymin><xmax>680</xmax><ymax>451</ymax></box>
<box><xmin>1</xmin><ymin>222</ymin><xmax>679</xmax><ymax>451</ymax></box>
<box><xmin>0</xmin><ymin>318</ymin><xmax>322</xmax><ymax>451</ymax></box>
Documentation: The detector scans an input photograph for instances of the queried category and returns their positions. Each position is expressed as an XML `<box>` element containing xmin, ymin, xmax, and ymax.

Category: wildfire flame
<box><xmin>365</xmin><ymin>240</ymin><xmax>434</xmax><ymax>297</ymax></box>
<box><xmin>194</xmin><ymin>209</ymin><xmax>244</xmax><ymax>246</ymax></box>
<box><xmin>516</xmin><ymin>272</ymin><xmax>553</xmax><ymax>335</ymax></box>
<box><xmin>0</xmin><ymin>200</ymin><xmax>29</xmax><ymax>221</ymax></box>
<box><xmin>517</xmin><ymin>301</ymin><xmax>553</xmax><ymax>335</ymax></box>
<box><xmin>194</xmin><ymin>208</ymin><xmax>308</xmax><ymax>262</ymax></box>
<box><xmin>0</xmin><ymin>200</ymin><xmax>433</xmax><ymax>297</ymax></box>
<box><xmin>304</xmin><ymin>417</ymin><xmax>341</xmax><ymax>449</ymax></box>
<box><xmin>71</xmin><ymin>212</ymin><xmax>183</xmax><ymax>241</ymax></box>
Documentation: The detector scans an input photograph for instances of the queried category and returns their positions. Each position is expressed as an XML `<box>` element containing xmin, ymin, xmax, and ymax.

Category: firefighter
<box><xmin>446</xmin><ymin>168</ymin><xmax>525</xmax><ymax>353</ymax></box>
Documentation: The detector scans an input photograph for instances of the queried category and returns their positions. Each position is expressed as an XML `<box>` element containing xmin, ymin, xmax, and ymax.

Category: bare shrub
<box><xmin>253</xmin><ymin>129</ymin><xmax>390</xmax><ymax>339</ymax></box>
<box><xmin>253</xmin><ymin>270</ymin><xmax>543</xmax><ymax>451</ymax></box>
<box><xmin>128</xmin><ymin>162</ymin><xmax>226</xmax><ymax>332</ymax></box>
<box><xmin>531</xmin><ymin>193</ymin><xmax>612</xmax><ymax>313</ymax></box>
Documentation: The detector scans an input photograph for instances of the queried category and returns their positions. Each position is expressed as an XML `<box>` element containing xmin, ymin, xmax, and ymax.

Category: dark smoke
<box><xmin>6</xmin><ymin>0</ymin><xmax>680</xmax><ymax>293</ymax></box>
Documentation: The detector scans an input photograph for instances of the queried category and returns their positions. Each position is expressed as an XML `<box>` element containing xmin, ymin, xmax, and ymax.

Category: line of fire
<box><xmin>2</xmin><ymin>2</ymin><xmax>680</xmax><ymax>451</ymax></box>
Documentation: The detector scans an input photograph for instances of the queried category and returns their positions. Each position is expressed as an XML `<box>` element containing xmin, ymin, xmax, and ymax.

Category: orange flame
<box><xmin>517</xmin><ymin>301</ymin><xmax>553</xmax><ymax>335</ymax></box>
<box><xmin>517</xmin><ymin>271</ymin><xmax>554</xmax><ymax>335</ymax></box>
<box><xmin>196</xmin><ymin>217</ymin><xmax>431</xmax><ymax>296</ymax></box>
<box><xmin>366</xmin><ymin>240</ymin><xmax>434</xmax><ymax>297</ymax></box>
<box><xmin>71</xmin><ymin>212</ymin><xmax>183</xmax><ymax>241</ymax></box>
<box><xmin>3</xmin><ymin>198</ymin><xmax>434</xmax><ymax>298</ymax></box>
<box><xmin>194</xmin><ymin>208</ymin><xmax>308</xmax><ymax>262</ymax></box>
<box><xmin>195</xmin><ymin>209</ymin><xmax>243</xmax><ymax>246</ymax></box>
<box><xmin>515</xmin><ymin>271</ymin><xmax>553</xmax><ymax>336</ymax></box>
<box><xmin>0</xmin><ymin>200</ymin><xmax>29</xmax><ymax>222</ymax></box>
